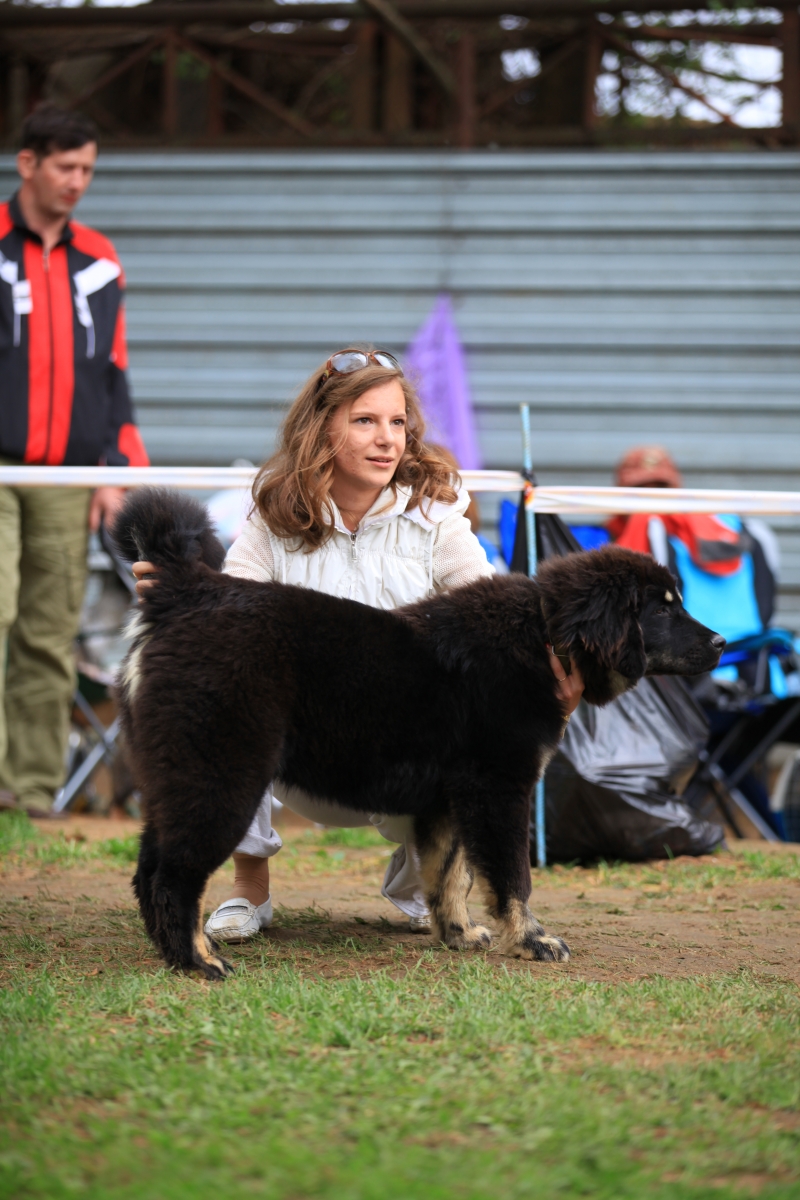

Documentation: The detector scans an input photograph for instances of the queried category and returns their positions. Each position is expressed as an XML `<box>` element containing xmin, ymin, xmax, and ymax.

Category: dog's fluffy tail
<box><xmin>112</xmin><ymin>487</ymin><xmax>226</xmax><ymax>576</ymax></box>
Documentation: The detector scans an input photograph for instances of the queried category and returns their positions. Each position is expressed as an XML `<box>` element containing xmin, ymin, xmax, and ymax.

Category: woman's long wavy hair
<box><xmin>252</xmin><ymin>356</ymin><xmax>459</xmax><ymax>550</ymax></box>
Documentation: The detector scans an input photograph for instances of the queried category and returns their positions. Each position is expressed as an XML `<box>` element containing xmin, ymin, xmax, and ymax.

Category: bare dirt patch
<box><xmin>1</xmin><ymin>814</ymin><xmax>799</xmax><ymax>985</ymax></box>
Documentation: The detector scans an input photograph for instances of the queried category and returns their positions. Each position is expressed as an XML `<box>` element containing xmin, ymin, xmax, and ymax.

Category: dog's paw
<box><xmin>441</xmin><ymin>921</ymin><xmax>492</xmax><ymax>951</ymax></box>
<box><xmin>197</xmin><ymin>953</ymin><xmax>235</xmax><ymax>981</ymax></box>
<box><xmin>204</xmin><ymin>931</ymin><xmax>222</xmax><ymax>955</ymax></box>
<box><xmin>501</xmin><ymin>933</ymin><xmax>570</xmax><ymax>962</ymax></box>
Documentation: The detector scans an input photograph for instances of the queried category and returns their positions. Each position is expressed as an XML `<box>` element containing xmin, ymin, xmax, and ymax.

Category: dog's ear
<box><xmin>538</xmin><ymin>551</ymin><xmax>647</xmax><ymax>695</ymax></box>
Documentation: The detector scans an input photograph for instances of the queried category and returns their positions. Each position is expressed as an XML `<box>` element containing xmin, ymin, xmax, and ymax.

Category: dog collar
<box><xmin>546</xmin><ymin>642</ymin><xmax>572</xmax><ymax>677</ymax></box>
<box><xmin>540</xmin><ymin>596</ymin><xmax>572</xmax><ymax>676</ymax></box>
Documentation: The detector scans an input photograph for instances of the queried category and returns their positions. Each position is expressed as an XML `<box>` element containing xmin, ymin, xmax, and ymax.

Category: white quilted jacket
<box><xmin>223</xmin><ymin>484</ymin><xmax>493</xmax><ymax>608</ymax></box>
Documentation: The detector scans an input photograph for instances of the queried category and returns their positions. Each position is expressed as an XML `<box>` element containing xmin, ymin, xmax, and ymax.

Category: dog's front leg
<box><xmin>452</xmin><ymin>779</ymin><xmax>570</xmax><ymax>964</ymax></box>
<box><xmin>415</xmin><ymin>816</ymin><xmax>492</xmax><ymax>950</ymax></box>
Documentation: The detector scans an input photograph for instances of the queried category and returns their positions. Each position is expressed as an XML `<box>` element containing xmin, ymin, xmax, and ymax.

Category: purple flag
<box><xmin>405</xmin><ymin>294</ymin><xmax>482</xmax><ymax>470</ymax></box>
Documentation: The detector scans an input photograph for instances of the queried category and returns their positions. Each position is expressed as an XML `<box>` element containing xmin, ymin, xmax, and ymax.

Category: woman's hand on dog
<box><xmin>548</xmin><ymin>653</ymin><xmax>584</xmax><ymax>718</ymax></box>
<box><xmin>133</xmin><ymin>561</ymin><xmax>158</xmax><ymax>598</ymax></box>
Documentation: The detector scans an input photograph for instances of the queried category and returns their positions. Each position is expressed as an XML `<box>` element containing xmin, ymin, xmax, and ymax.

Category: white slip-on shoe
<box><xmin>408</xmin><ymin>914</ymin><xmax>431</xmax><ymax>933</ymax></box>
<box><xmin>204</xmin><ymin>896</ymin><xmax>273</xmax><ymax>944</ymax></box>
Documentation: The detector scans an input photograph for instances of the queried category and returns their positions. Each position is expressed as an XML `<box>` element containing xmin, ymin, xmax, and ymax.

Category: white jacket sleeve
<box><xmin>432</xmin><ymin>510</ymin><xmax>494</xmax><ymax>592</ymax></box>
<box><xmin>223</xmin><ymin>513</ymin><xmax>277</xmax><ymax>582</ymax></box>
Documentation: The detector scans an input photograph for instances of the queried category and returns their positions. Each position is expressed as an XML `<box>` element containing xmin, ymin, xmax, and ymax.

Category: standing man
<box><xmin>0</xmin><ymin>103</ymin><xmax>148</xmax><ymax>819</ymax></box>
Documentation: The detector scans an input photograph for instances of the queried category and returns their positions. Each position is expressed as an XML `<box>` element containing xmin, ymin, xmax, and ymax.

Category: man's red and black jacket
<box><xmin>0</xmin><ymin>192</ymin><xmax>149</xmax><ymax>466</ymax></box>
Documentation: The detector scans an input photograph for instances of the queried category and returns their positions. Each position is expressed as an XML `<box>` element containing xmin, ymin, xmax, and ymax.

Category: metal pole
<box><xmin>53</xmin><ymin>717</ymin><xmax>121</xmax><ymax>813</ymax></box>
<box><xmin>520</xmin><ymin>403</ymin><xmax>546</xmax><ymax>869</ymax></box>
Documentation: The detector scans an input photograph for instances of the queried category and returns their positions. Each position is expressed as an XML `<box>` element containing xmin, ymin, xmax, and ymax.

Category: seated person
<box><xmin>609</xmin><ymin>446</ymin><xmax>787</xmax><ymax>839</ymax></box>
<box><xmin>609</xmin><ymin>446</ymin><xmax>779</xmax><ymax>646</ymax></box>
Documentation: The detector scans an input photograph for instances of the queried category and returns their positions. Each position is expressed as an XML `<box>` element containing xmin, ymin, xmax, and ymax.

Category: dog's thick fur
<box><xmin>114</xmin><ymin>489</ymin><xmax>724</xmax><ymax>979</ymax></box>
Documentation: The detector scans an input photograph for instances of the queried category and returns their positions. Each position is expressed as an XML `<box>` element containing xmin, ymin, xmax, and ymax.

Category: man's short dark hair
<box><xmin>20</xmin><ymin>104</ymin><xmax>98</xmax><ymax>159</ymax></box>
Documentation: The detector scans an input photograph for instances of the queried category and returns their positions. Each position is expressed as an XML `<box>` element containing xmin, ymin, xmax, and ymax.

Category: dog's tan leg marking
<box><xmin>491</xmin><ymin>896</ymin><xmax>570</xmax><ymax>963</ymax></box>
<box><xmin>419</xmin><ymin>828</ymin><xmax>491</xmax><ymax>951</ymax></box>
<box><xmin>193</xmin><ymin>883</ymin><xmax>233</xmax><ymax>979</ymax></box>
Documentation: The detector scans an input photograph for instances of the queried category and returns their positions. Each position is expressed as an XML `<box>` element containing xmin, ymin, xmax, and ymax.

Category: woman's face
<box><xmin>328</xmin><ymin>379</ymin><xmax>407</xmax><ymax>493</ymax></box>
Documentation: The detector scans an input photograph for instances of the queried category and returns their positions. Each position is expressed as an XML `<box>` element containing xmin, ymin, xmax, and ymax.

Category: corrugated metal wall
<box><xmin>2</xmin><ymin>150</ymin><xmax>799</xmax><ymax>624</ymax></box>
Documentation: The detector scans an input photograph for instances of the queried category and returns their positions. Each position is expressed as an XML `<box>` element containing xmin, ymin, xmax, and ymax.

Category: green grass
<box><xmin>5</xmin><ymin>809</ymin><xmax>798</xmax><ymax>887</ymax></box>
<box><xmin>315</xmin><ymin>825</ymin><xmax>385</xmax><ymax>849</ymax></box>
<box><xmin>1</xmin><ymin>957</ymin><xmax>799</xmax><ymax>1200</ymax></box>
<box><xmin>548</xmin><ymin>849</ymin><xmax>800</xmax><ymax>894</ymax></box>
<box><xmin>3</xmin><ymin>814</ymin><xmax>800</xmax><ymax>1197</ymax></box>
<box><xmin>0</xmin><ymin>812</ymin><xmax>140</xmax><ymax>868</ymax></box>
<box><xmin>0</xmin><ymin>815</ymin><xmax>387</xmax><ymax>874</ymax></box>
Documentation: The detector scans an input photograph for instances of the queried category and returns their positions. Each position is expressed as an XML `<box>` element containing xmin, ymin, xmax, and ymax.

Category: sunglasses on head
<box><xmin>319</xmin><ymin>349</ymin><xmax>403</xmax><ymax>385</ymax></box>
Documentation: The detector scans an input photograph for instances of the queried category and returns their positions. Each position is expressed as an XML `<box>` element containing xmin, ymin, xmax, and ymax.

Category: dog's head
<box><xmin>537</xmin><ymin>546</ymin><xmax>725</xmax><ymax>705</ymax></box>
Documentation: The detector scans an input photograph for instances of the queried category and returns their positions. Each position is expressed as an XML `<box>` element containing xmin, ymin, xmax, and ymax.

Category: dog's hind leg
<box><xmin>132</xmin><ymin>821</ymin><xmax>161</xmax><ymax>948</ymax></box>
<box><xmin>451</xmin><ymin>777</ymin><xmax>570</xmax><ymax>964</ymax></box>
<box><xmin>414</xmin><ymin>816</ymin><xmax>492</xmax><ymax>951</ymax></box>
<box><xmin>148</xmin><ymin>855</ymin><xmax>233</xmax><ymax>980</ymax></box>
<box><xmin>141</xmin><ymin>773</ymin><xmax>275</xmax><ymax>979</ymax></box>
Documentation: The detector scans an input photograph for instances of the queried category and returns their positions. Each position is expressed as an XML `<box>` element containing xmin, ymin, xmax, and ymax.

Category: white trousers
<box><xmin>235</xmin><ymin>785</ymin><xmax>429</xmax><ymax>920</ymax></box>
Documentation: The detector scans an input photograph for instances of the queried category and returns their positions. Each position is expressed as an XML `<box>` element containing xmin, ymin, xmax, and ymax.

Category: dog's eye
<box><xmin>655</xmin><ymin>606</ymin><xmax>669</xmax><ymax>616</ymax></box>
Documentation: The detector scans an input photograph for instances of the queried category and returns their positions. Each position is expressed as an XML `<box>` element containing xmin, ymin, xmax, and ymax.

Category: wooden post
<box><xmin>384</xmin><ymin>32</ymin><xmax>412</xmax><ymax>133</ymax></box>
<box><xmin>782</xmin><ymin>6</ymin><xmax>800</xmax><ymax>137</ymax></box>
<box><xmin>350</xmin><ymin>20</ymin><xmax>377</xmax><ymax>131</ymax></box>
<box><xmin>207</xmin><ymin>64</ymin><xmax>224</xmax><ymax>137</ymax></box>
<box><xmin>583</xmin><ymin>19</ymin><xmax>602</xmax><ymax>132</ymax></box>
<box><xmin>8</xmin><ymin>58</ymin><xmax>28</xmax><ymax>139</ymax></box>
<box><xmin>456</xmin><ymin>31</ymin><xmax>476</xmax><ymax>148</ymax></box>
<box><xmin>163</xmin><ymin>29</ymin><xmax>178</xmax><ymax>137</ymax></box>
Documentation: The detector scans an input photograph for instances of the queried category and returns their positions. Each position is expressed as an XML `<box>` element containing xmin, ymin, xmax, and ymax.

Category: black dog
<box><xmin>114</xmin><ymin>489</ymin><xmax>724</xmax><ymax>979</ymax></box>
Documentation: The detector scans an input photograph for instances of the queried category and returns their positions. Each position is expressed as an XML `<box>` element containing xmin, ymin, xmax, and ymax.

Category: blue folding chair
<box><xmin>685</xmin><ymin>629</ymin><xmax>800</xmax><ymax>841</ymax></box>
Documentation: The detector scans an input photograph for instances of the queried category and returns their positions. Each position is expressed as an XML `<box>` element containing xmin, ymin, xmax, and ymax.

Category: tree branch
<box><xmin>601</xmin><ymin>27</ymin><xmax>739</xmax><ymax>127</ymax></box>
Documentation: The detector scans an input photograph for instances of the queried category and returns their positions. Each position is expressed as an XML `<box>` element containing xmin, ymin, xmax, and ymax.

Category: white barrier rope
<box><xmin>2</xmin><ymin>465</ymin><xmax>800</xmax><ymax>515</ymax></box>
<box><xmin>523</xmin><ymin>485</ymin><xmax>800</xmax><ymax>517</ymax></box>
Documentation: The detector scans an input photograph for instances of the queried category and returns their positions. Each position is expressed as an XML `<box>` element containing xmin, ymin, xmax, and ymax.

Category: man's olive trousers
<box><xmin>0</xmin><ymin>472</ymin><xmax>90</xmax><ymax>813</ymax></box>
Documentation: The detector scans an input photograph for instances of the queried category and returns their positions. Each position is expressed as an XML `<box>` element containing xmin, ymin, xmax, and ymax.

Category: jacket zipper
<box><xmin>349</xmin><ymin>528</ymin><xmax>358</xmax><ymax>599</ymax></box>
<box><xmin>42</xmin><ymin>246</ymin><xmax>55</xmax><ymax>464</ymax></box>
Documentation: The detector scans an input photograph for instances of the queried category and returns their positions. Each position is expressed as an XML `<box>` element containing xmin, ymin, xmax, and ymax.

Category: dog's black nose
<box><xmin>711</xmin><ymin>634</ymin><xmax>726</xmax><ymax>650</ymax></box>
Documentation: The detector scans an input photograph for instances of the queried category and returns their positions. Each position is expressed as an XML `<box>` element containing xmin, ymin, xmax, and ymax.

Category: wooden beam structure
<box><xmin>1</xmin><ymin>1</ymin><xmax>794</xmax><ymax>148</ymax></box>
<box><xmin>478</xmin><ymin>34</ymin><xmax>583</xmax><ymax>120</ymax></box>
<box><xmin>361</xmin><ymin>0</ymin><xmax>456</xmax><ymax>95</ymax></box>
<box><xmin>350</xmin><ymin>20</ymin><xmax>377</xmax><ymax>132</ymax></box>
<box><xmin>64</xmin><ymin>34</ymin><xmax>164</xmax><ymax>112</ymax></box>
<box><xmin>163</xmin><ymin>29</ymin><xmax>178</xmax><ymax>138</ymax></box>
<box><xmin>0</xmin><ymin>1</ymin><xmax>796</xmax><ymax>24</ymax></box>
<box><xmin>173</xmin><ymin>32</ymin><xmax>315</xmax><ymax>136</ymax></box>
<box><xmin>620</xmin><ymin>24</ymin><xmax>782</xmax><ymax>47</ymax></box>
<box><xmin>582</xmin><ymin>19</ymin><xmax>602</xmax><ymax>133</ymax></box>
<box><xmin>782</xmin><ymin>7</ymin><xmax>800</xmax><ymax>135</ymax></box>
<box><xmin>384</xmin><ymin>34</ymin><xmax>413</xmax><ymax>133</ymax></box>
<box><xmin>456</xmin><ymin>31</ymin><xmax>476</xmax><ymax>147</ymax></box>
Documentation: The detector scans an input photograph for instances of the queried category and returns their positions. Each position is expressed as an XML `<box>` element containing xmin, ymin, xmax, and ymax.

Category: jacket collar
<box><xmin>329</xmin><ymin>483</ymin><xmax>469</xmax><ymax>535</ymax></box>
<box><xmin>329</xmin><ymin>486</ymin><xmax>409</xmax><ymax>536</ymax></box>
<box><xmin>8</xmin><ymin>191</ymin><xmax>74</xmax><ymax>247</ymax></box>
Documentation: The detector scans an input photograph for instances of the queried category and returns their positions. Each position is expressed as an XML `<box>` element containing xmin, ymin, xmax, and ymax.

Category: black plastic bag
<box><xmin>507</xmin><ymin>494</ymin><xmax>725</xmax><ymax>862</ymax></box>
<box><xmin>540</xmin><ymin>676</ymin><xmax>725</xmax><ymax>862</ymax></box>
<box><xmin>509</xmin><ymin>496</ymin><xmax>582</xmax><ymax>570</ymax></box>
